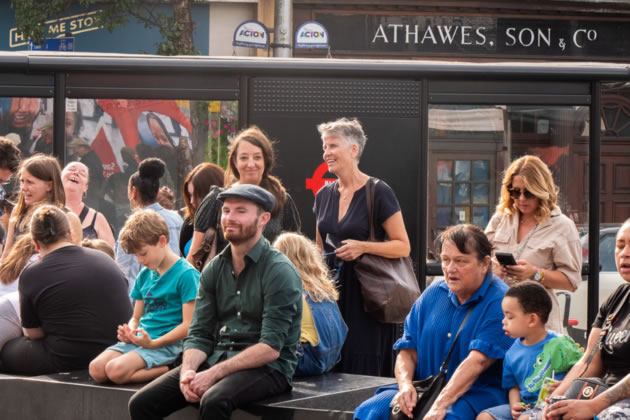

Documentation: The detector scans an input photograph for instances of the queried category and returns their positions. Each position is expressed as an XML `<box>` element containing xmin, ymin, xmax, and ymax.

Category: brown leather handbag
<box><xmin>191</xmin><ymin>227</ymin><xmax>218</xmax><ymax>271</ymax></box>
<box><xmin>353</xmin><ymin>178</ymin><xmax>420</xmax><ymax>324</ymax></box>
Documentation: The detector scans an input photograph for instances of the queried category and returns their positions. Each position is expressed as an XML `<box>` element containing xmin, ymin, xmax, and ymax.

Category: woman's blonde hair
<box><xmin>273</xmin><ymin>232</ymin><xmax>339</xmax><ymax>302</ymax></box>
<box><xmin>496</xmin><ymin>155</ymin><xmax>558</xmax><ymax>223</ymax></box>
<box><xmin>0</xmin><ymin>234</ymin><xmax>36</xmax><ymax>285</ymax></box>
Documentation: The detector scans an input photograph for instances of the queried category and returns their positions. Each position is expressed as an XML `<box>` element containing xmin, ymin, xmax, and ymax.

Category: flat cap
<box><xmin>218</xmin><ymin>184</ymin><xmax>275</xmax><ymax>213</ymax></box>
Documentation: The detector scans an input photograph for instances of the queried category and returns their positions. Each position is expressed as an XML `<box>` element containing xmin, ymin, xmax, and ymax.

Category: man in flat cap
<box><xmin>130</xmin><ymin>184</ymin><xmax>303</xmax><ymax>420</ymax></box>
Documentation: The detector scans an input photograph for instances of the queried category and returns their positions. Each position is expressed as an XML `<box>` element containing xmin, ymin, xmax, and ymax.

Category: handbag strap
<box><xmin>439</xmin><ymin>304</ymin><xmax>476</xmax><ymax>374</ymax></box>
<box><xmin>580</xmin><ymin>287</ymin><xmax>630</xmax><ymax>375</ymax></box>
<box><xmin>364</xmin><ymin>177</ymin><xmax>377</xmax><ymax>242</ymax></box>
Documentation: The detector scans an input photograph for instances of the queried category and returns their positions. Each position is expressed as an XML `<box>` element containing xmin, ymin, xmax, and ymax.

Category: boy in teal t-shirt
<box><xmin>89</xmin><ymin>209</ymin><xmax>199</xmax><ymax>384</ymax></box>
<box><xmin>477</xmin><ymin>281</ymin><xmax>583</xmax><ymax>420</ymax></box>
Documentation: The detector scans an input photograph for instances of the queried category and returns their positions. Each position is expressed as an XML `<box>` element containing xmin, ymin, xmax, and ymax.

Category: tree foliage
<box><xmin>11</xmin><ymin>0</ymin><xmax>197</xmax><ymax>56</ymax></box>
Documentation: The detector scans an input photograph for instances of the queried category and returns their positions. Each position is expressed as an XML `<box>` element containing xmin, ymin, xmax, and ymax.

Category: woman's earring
<box><xmin>83</xmin><ymin>191</ymin><xmax>87</xmax><ymax>199</ymax></box>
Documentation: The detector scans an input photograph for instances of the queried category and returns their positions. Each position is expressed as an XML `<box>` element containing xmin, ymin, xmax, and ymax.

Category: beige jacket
<box><xmin>485</xmin><ymin>208</ymin><xmax>582</xmax><ymax>333</ymax></box>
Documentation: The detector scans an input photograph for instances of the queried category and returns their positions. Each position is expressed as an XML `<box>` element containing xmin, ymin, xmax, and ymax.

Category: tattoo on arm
<box><xmin>604</xmin><ymin>376</ymin><xmax>630</xmax><ymax>406</ymax></box>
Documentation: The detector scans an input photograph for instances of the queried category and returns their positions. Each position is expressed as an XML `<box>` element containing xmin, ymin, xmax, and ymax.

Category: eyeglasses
<box><xmin>507</xmin><ymin>185</ymin><xmax>536</xmax><ymax>200</ymax></box>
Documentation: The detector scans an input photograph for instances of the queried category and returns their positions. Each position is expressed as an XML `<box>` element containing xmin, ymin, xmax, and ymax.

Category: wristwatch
<box><xmin>533</xmin><ymin>268</ymin><xmax>544</xmax><ymax>283</ymax></box>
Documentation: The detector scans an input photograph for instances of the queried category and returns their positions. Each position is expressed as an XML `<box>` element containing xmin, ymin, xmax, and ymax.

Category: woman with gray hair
<box><xmin>314</xmin><ymin>117</ymin><xmax>411</xmax><ymax>377</ymax></box>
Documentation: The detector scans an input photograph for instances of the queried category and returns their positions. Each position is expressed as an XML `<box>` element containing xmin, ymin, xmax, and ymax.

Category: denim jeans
<box><xmin>295</xmin><ymin>295</ymin><xmax>348</xmax><ymax>376</ymax></box>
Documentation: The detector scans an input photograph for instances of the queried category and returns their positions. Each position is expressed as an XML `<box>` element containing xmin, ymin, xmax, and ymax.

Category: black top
<box><xmin>179</xmin><ymin>217</ymin><xmax>194</xmax><ymax>256</ymax></box>
<box><xmin>19</xmin><ymin>246</ymin><xmax>132</xmax><ymax>371</ymax></box>
<box><xmin>78</xmin><ymin>205</ymin><xmax>98</xmax><ymax>240</ymax></box>
<box><xmin>314</xmin><ymin>179</ymin><xmax>400</xmax><ymax>249</ymax></box>
<box><xmin>314</xmin><ymin>178</ymin><xmax>401</xmax><ymax>377</ymax></box>
<box><xmin>194</xmin><ymin>185</ymin><xmax>301</xmax><ymax>251</ymax></box>
<box><xmin>593</xmin><ymin>283</ymin><xmax>630</xmax><ymax>386</ymax></box>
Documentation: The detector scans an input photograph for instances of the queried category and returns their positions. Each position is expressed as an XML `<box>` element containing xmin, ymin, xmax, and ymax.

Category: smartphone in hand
<box><xmin>495</xmin><ymin>252</ymin><xmax>518</xmax><ymax>266</ymax></box>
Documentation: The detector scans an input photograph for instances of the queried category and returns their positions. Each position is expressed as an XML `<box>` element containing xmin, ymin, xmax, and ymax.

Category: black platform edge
<box><xmin>0</xmin><ymin>371</ymin><xmax>395</xmax><ymax>420</ymax></box>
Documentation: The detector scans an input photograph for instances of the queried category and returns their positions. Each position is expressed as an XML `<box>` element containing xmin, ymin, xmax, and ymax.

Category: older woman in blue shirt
<box><xmin>355</xmin><ymin>224</ymin><xmax>514</xmax><ymax>420</ymax></box>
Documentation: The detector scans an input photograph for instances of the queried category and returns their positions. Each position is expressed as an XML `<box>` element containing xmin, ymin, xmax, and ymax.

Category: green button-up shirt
<box><xmin>184</xmin><ymin>236</ymin><xmax>302</xmax><ymax>385</ymax></box>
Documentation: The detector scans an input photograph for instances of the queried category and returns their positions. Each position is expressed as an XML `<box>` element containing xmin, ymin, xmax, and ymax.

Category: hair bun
<box><xmin>138</xmin><ymin>158</ymin><xmax>166</xmax><ymax>180</ymax></box>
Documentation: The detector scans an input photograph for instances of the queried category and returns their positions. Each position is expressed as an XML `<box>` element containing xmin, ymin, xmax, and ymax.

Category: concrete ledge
<box><xmin>0</xmin><ymin>371</ymin><xmax>394</xmax><ymax>419</ymax></box>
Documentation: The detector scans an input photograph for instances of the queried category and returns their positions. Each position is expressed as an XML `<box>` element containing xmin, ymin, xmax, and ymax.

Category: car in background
<box><xmin>567</xmin><ymin>225</ymin><xmax>625</xmax><ymax>345</ymax></box>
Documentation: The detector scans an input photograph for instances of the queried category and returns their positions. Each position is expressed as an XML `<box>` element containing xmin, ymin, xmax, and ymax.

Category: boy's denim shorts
<box><xmin>482</xmin><ymin>403</ymin><xmax>531</xmax><ymax>420</ymax></box>
<box><xmin>107</xmin><ymin>341</ymin><xmax>183</xmax><ymax>369</ymax></box>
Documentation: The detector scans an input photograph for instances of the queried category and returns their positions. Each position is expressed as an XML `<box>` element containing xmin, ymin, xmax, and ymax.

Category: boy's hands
<box><xmin>117</xmin><ymin>324</ymin><xmax>132</xmax><ymax>343</ymax></box>
<box><xmin>511</xmin><ymin>401</ymin><xmax>526</xmax><ymax>419</ymax></box>
<box><xmin>129</xmin><ymin>328</ymin><xmax>154</xmax><ymax>349</ymax></box>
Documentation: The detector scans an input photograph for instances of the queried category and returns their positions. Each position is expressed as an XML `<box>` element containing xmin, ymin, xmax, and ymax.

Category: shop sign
<box><xmin>233</xmin><ymin>20</ymin><xmax>269</xmax><ymax>49</ymax></box>
<box><xmin>10</xmin><ymin>10</ymin><xmax>100</xmax><ymax>48</ymax></box>
<box><xmin>295</xmin><ymin>21</ymin><xmax>329</xmax><ymax>49</ymax></box>
<box><xmin>314</xmin><ymin>14</ymin><xmax>630</xmax><ymax>59</ymax></box>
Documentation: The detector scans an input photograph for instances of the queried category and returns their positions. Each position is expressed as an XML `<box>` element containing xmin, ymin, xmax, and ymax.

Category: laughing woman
<box><xmin>62</xmin><ymin>161</ymin><xmax>115</xmax><ymax>247</ymax></box>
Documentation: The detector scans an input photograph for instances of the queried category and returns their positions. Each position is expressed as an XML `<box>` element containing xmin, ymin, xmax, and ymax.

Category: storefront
<box><xmin>292</xmin><ymin>1</ymin><xmax>630</xmax><ymax>246</ymax></box>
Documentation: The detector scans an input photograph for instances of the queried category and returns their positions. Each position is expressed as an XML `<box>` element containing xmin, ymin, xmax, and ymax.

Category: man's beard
<box><xmin>223</xmin><ymin>217</ymin><xmax>259</xmax><ymax>245</ymax></box>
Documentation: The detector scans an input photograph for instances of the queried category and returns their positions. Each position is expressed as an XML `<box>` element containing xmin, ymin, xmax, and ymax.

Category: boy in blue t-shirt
<box><xmin>89</xmin><ymin>209</ymin><xmax>199</xmax><ymax>384</ymax></box>
<box><xmin>477</xmin><ymin>281</ymin><xmax>582</xmax><ymax>420</ymax></box>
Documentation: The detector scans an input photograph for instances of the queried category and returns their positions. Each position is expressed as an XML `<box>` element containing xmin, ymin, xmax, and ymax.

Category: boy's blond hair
<box><xmin>81</xmin><ymin>238</ymin><xmax>115</xmax><ymax>260</ymax></box>
<box><xmin>119</xmin><ymin>209</ymin><xmax>169</xmax><ymax>254</ymax></box>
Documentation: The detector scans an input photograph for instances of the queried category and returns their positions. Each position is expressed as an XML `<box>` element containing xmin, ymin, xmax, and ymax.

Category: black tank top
<box><xmin>79</xmin><ymin>205</ymin><xmax>99</xmax><ymax>240</ymax></box>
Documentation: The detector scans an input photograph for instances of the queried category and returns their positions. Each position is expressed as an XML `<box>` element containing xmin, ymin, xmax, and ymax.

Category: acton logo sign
<box><xmin>295</xmin><ymin>21</ymin><xmax>329</xmax><ymax>49</ymax></box>
<box><xmin>233</xmin><ymin>20</ymin><xmax>269</xmax><ymax>49</ymax></box>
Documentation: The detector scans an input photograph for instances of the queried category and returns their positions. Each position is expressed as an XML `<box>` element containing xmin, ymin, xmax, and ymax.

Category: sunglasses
<box><xmin>507</xmin><ymin>185</ymin><xmax>536</xmax><ymax>200</ymax></box>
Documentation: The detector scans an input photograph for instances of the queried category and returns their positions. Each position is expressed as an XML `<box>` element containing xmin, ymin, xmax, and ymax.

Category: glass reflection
<box><xmin>455</xmin><ymin>160</ymin><xmax>470</xmax><ymax>181</ymax></box>
<box><xmin>473</xmin><ymin>183</ymin><xmax>489</xmax><ymax>204</ymax></box>
<box><xmin>455</xmin><ymin>183</ymin><xmax>470</xmax><ymax>204</ymax></box>
<box><xmin>437</xmin><ymin>160</ymin><xmax>452</xmax><ymax>181</ymax></box>
<box><xmin>437</xmin><ymin>183</ymin><xmax>452</xmax><ymax>205</ymax></box>
<box><xmin>472</xmin><ymin>160</ymin><xmax>489</xmax><ymax>181</ymax></box>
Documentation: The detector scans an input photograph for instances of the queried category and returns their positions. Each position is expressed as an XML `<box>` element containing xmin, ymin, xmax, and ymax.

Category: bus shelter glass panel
<box><xmin>428</xmin><ymin>105</ymin><xmax>589</xmax><ymax>249</ymax></box>
<box><xmin>0</xmin><ymin>96</ymin><xmax>54</xmax><ymax>195</ymax></box>
<box><xmin>427</xmin><ymin>104</ymin><xmax>592</xmax><ymax>341</ymax></box>
<box><xmin>64</xmin><ymin>98</ymin><xmax>238</xmax><ymax>236</ymax></box>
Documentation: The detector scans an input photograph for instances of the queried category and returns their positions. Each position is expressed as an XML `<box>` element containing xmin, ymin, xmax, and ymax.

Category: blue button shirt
<box><xmin>115</xmin><ymin>202</ymin><xmax>183</xmax><ymax>293</ymax></box>
<box><xmin>394</xmin><ymin>273</ymin><xmax>514</xmax><ymax>414</ymax></box>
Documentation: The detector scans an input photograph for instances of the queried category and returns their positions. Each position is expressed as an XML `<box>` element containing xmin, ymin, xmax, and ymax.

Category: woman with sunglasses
<box><xmin>485</xmin><ymin>155</ymin><xmax>581</xmax><ymax>333</ymax></box>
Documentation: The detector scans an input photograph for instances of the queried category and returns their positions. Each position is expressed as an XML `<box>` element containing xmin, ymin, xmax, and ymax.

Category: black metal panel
<box><xmin>17</xmin><ymin>53</ymin><xmax>630</xmax><ymax>81</ymax></box>
<box><xmin>0</xmin><ymin>72</ymin><xmax>54</xmax><ymax>97</ymax></box>
<box><xmin>418</xmin><ymin>79</ymin><xmax>429</xmax><ymax>290</ymax></box>
<box><xmin>53</xmin><ymin>72</ymin><xmax>66</xmax><ymax>164</ymax></box>
<box><xmin>249</xmin><ymin>77</ymin><xmax>422</xmax><ymax>272</ymax></box>
<box><xmin>588</xmin><ymin>81</ymin><xmax>601</xmax><ymax>333</ymax></box>
<box><xmin>65</xmin><ymin>72</ymin><xmax>239</xmax><ymax>100</ymax></box>
<box><xmin>429</xmin><ymin>93</ymin><xmax>590</xmax><ymax>105</ymax></box>
<box><xmin>429</xmin><ymin>80</ymin><xmax>591</xmax><ymax>105</ymax></box>
<box><xmin>430</xmin><ymin>80</ymin><xmax>590</xmax><ymax>95</ymax></box>
<box><xmin>251</xmin><ymin>78</ymin><xmax>420</xmax><ymax>116</ymax></box>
